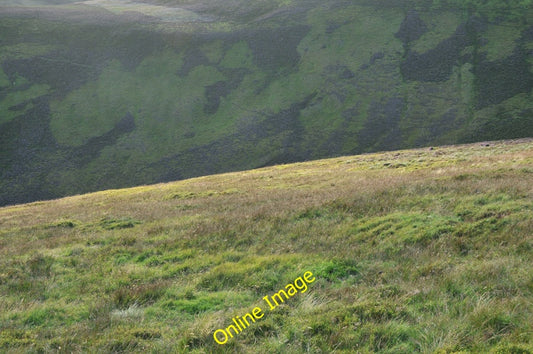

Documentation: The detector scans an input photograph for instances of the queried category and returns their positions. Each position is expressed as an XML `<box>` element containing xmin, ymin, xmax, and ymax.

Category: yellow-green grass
<box><xmin>1</xmin><ymin>138</ymin><xmax>532</xmax><ymax>352</ymax></box>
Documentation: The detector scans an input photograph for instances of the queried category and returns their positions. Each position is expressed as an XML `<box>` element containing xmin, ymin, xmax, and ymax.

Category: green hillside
<box><xmin>0</xmin><ymin>0</ymin><xmax>532</xmax><ymax>206</ymax></box>
<box><xmin>0</xmin><ymin>139</ymin><xmax>532</xmax><ymax>352</ymax></box>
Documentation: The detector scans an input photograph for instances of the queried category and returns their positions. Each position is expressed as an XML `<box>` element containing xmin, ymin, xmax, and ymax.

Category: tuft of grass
<box><xmin>314</xmin><ymin>259</ymin><xmax>359</xmax><ymax>282</ymax></box>
<box><xmin>112</xmin><ymin>281</ymin><xmax>167</xmax><ymax>309</ymax></box>
<box><xmin>99</xmin><ymin>217</ymin><xmax>142</xmax><ymax>230</ymax></box>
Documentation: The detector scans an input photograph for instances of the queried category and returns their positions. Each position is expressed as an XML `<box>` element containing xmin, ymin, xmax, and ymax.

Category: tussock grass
<box><xmin>0</xmin><ymin>138</ymin><xmax>532</xmax><ymax>352</ymax></box>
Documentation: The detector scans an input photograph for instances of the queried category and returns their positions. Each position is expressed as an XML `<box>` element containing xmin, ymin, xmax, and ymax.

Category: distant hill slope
<box><xmin>1</xmin><ymin>0</ymin><xmax>532</xmax><ymax>206</ymax></box>
<box><xmin>0</xmin><ymin>139</ymin><xmax>532</xmax><ymax>352</ymax></box>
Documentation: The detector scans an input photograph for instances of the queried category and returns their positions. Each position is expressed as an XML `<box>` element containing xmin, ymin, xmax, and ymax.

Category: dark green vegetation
<box><xmin>0</xmin><ymin>139</ymin><xmax>532</xmax><ymax>352</ymax></box>
<box><xmin>1</xmin><ymin>0</ymin><xmax>532</xmax><ymax>206</ymax></box>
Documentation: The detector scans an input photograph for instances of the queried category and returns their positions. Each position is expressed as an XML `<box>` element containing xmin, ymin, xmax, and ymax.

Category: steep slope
<box><xmin>0</xmin><ymin>139</ymin><xmax>532</xmax><ymax>352</ymax></box>
<box><xmin>1</xmin><ymin>0</ymin><xmax>532</xmax><ymax>206</ymax></box>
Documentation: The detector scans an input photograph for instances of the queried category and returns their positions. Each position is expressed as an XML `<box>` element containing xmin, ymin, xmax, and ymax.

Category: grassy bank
<box><xmin>1</xmin><ymin>139</ymin><xmax>532</xmax><ymax>352</ymax></box>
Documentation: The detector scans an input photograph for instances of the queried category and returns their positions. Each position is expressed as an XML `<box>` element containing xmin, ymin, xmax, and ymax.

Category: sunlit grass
<box><xmin>0</xmin><ymin>139</ymin><xmax>532</xmax><ymax>352</ymax></box>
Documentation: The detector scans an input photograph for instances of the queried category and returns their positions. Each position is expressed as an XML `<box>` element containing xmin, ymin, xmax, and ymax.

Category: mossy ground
<box><xmin>1</xmin><ymin>139</ymin><xmax>532</xmax><ymax>352</ymax></box>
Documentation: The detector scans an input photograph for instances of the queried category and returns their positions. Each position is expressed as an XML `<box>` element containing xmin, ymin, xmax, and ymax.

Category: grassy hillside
<box><xmin>1</xmin><ymin>0</ymin><xmax>532</xmax><ymax>206</ymax></box>
<box><xmin>1</xmin><ymin>139</ymin><xmax>532</xmax><ymax>352</ymax></box>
